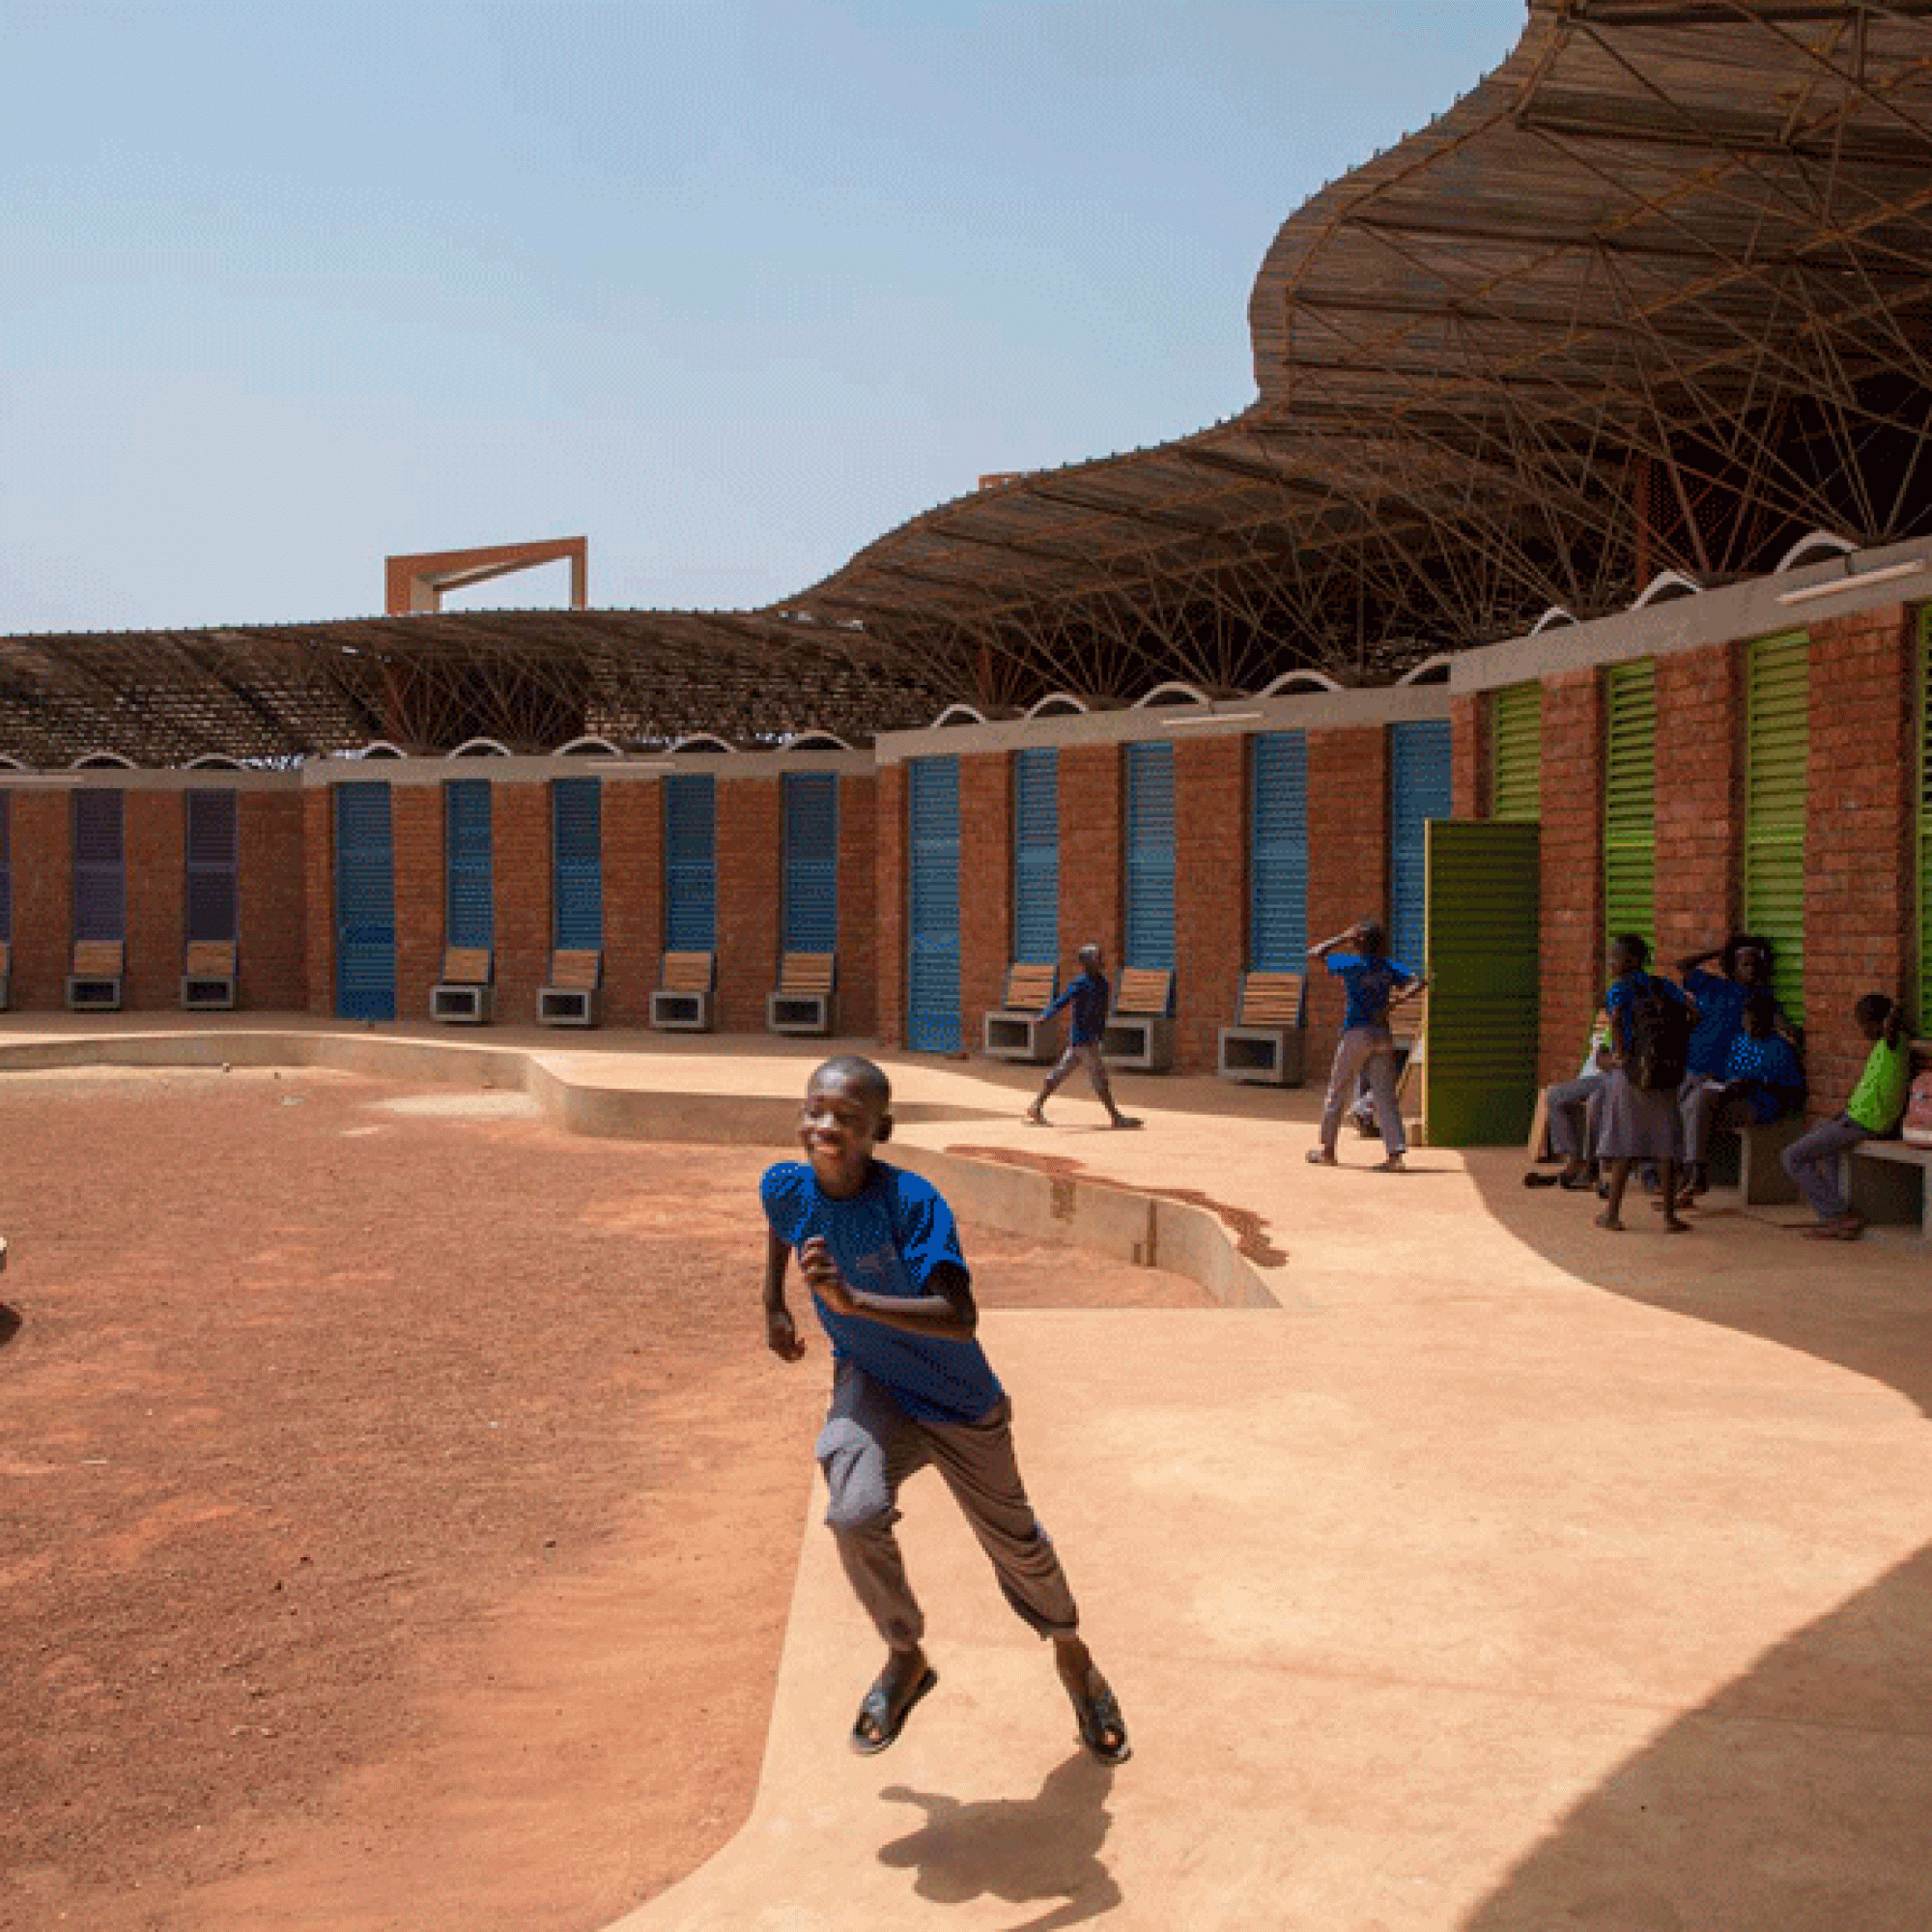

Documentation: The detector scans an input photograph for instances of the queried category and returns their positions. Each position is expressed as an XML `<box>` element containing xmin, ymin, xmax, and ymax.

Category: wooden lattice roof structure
<box><xmin>6</xmin><ymin>0</ymin><xmax>1932</xmax><ymax>763</ymax></box>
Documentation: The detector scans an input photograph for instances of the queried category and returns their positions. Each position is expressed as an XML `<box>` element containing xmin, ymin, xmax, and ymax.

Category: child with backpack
<box><xmin>1595</xmin><ymin>933</ymin><xmax>1693</xmax><ymax>1234</ymax></box>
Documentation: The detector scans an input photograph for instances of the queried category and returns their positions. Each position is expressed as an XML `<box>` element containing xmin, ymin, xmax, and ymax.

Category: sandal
<box><xmin>1070</xmin><ymin>1670</ymin><xmax>1131</xmax><ymax>1767</ymax></box>
<box><xmin>849</xmin><ymin>1663</ymin><xmax>938</xmax><ymax>1756</ymax></box>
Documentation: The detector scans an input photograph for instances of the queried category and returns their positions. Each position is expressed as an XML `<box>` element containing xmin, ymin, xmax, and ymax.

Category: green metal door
<box><xmin>1603</xmin><ymin>661</ymin><xmax>1656</xmax><ymax>951</ymax></box>
<box><xmin>1422</xmin><ymin>820</ymin><xmax>1541</xmax><ymax>1147</ymax></box>
<box><xmin>1744</xmin><ymin>632</ymin><xmax>1809</xmax><ymax>1020</ymax></box>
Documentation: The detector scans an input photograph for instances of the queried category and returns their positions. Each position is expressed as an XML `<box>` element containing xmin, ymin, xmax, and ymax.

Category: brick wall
<box><xmin>959</xmin><ymin>753</ymin><xmax>1011</xmax><ymax>1047</ymax></box>
<box><xmin>1804</xmin><ymin>604</ymin><xmax>1917</xmax><ymax>1112</ymax></box>
<box><xmin>1176</xmin><ymin>734</ymin><xmax>1245</xmax><ymax>1069</ymax></box>
<box><xmin>875</xmin><ymin>765</ymin><xmax>907</xmax><ymax>1049</ymax></box>
<box><xmin>838</xmin><ymin>775</ymin><xmax>877</xmax><ymax>1038</ymax></box>
<box><xmin>495</xmin><ymin>782</ymin><xmax>552</xmax><ymax>1025</ymax></box>
<box><xmin>1451</xmin><ymin>693</ymin><xmax>1488</xmax><ymax>821</ymax></box>
<box><xmin>124</xmin><ymin>790</ymin><xmax>184</xmax><ymax>1009</ymax></box>
<box><xmin>240</xmin><ymin>791</ymin><xmax>306</xmax><ymax>1009</ymax></box>
<box><xmin>1538</xmin><ymin>668</ymin><xmax>1605</xmax><ymax>1083</ymax></box>
<box><xmin>1058</xmin><ymin>744</ymin><xmax>1121</xmax><ymax>972</ymax></box>
<box><xmin>717</xmin><ymin>777</ymin><xmax>781</xmax><ymax>1033</ymax></box>
<box><xmin>1654</xmin><ymin>641</ymin><xmax>1741</xmax><ymax>972</ymax></box>
<box><xmin>393</xmin><ymin>783</ymin><xmax>445</xmax><ymax>1022</ymax></box>
<box><xmin>603</xmin><ymin>779</ymin><xmax>661</xmax><ymax>1029</ymax></box>
<box><xmin>302</xmin><ymin>786</ymin><xmax>332</xmax><ymax>1015</ymax></box>
<box><xmin>1305</xmin><ymin>725</ymin><xmax>1388</xmax><ymax>1071</ymax></box>
<box><xmin>9</xmin><ymin>790</ymin><xmax>71</xmax><ymax>1008</ymax></box>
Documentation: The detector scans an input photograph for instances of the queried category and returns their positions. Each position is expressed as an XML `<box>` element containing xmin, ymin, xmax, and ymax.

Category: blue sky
<box><xmin>1</xmin><ymin>1</ymin><xmax>1525</xmax><ymax>632</ymax></box>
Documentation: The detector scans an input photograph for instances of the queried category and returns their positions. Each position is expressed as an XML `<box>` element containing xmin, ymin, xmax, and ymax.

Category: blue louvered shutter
<box><xmin>1124</xmin><ymin>741</ymin><xmax>1176</xmax><ymax>971</ymax></box>
<box><xmin>1389</xmin><ymin>721</ymin><xmax>1452</xmax><ymax>970</ymax></box>
<box><xmin>185</xmin><ymin>788</ymin><xmax>239</xmax><ymax>943</ymax></box>
<box><xmin>444</xmin><ymin>780</ymin><xmax>494</xmax><ymax>952</ymax></box>
<box><xmin>0</xmin><ymin>790</ymin><xmax>11</xmax><ymax>944</ymax></box>
<box><xmin>664</xmin><ymin>774</ymin><xmax>716</xmax><ymax>952</ymax></box>
<box><xmin>1012</xmin><ymin>749</ymin><xmax>1060</xmax><ymax>965</ymax></box>
<box><xmin>907</xmin><ymin>756</ymin><xmax>962</xmax><ymax>1053</ymax></box>
<box><xmin>73</xmin><ymin>788</ymin><xmax>126</xmax><ymax>942</ymax></box>
<box><xmin>781</xmin><ymin>773</ymin><xmax>838</xmax><ymax>953</ymax></box>
<box><xmin>1249</xmin><ymin>731</ymin><xmax>1308</xmax><ymax>969</ymax></box>
<box><xmin>334</xmin><ymin>783</ymin><xmax>396</xmax><ymax>1020</ymax></box>
<box><xmin>553</xmin><ymin>777</ymin><xmax>603</xmax><ymax>950</ymax></box>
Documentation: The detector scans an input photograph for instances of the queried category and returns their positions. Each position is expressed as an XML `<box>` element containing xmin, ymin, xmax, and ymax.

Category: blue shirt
<box><xmin>1326</xmin><ymin>952</ymin><xmax>1417</xmax><ymax>1032</ymax></box>
<box><xmin>1720</xmin><ymin>1029</ymin><xmax>1805</xmax><ymax>1123</ymax></box>
<box><xmin>1605</xmin><ymin>972</ymin><xmax>1690</xmax><ymax>1057</ymax></box>
<box><xmin>760</xmin><ymin>1159</ymin><xmax>1004</xmax><ymax>1426</ymax></box>
<box><xmin>1041</xmin><ymin>969</ymin><xmax>1110</xmax><ymax>1046</ymax></box>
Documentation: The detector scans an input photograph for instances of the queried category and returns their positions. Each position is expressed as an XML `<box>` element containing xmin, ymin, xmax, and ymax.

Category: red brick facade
<box><xmin>717</xmin><ymin>778</ymin><xmax>781</xmax><ymax>1034</ymax></box>
<box><xmin>1451</xmin><ymin>693</ymin><xmax>1488</xmax><ymax>822</ymax></box>
<box><xmin>10</xmin><ymin>789</ymin><xmax>71</xmax><ymax>1009</ymax></box>
<box><xmin>874</xmin><ymin>764</ymin><xmax>907</xmax><ymax>1049</ymax></box>
<box><xmin>125</xmin><ymin>790</ymin><xmax>185</xmax><ymax>1009</ymax></box>
<box><xmin>1653</xmin><ymin>641</ymin><xmax>1742</xmax><ymax>974</ymax></box>
<box><xmin>302</xmin><ymin>786</ymin><xmax>332</xmax><ymax>1015</ymax></box>
<box><xmin>393</xmin><ymin>783</ymin><xmax>444</xmax><ymax>1022</ymax></box>
<box><xmin>837</xmin><ymin>776</ymin><xmax>877</xmax><ymax>1038</ymax></box>
<box><xmin>1175</xmin><ymin>735</ymin><xmax>1245</xmax><ymax>1068</ymax></box>
<box><xmin>959</xmin><ymin>753</ymin><xmax>1012</xmax><ymax>1044</ymax></box>
<box><xmin>602</xmin><ymin>779</ymin><xmax>661</xmax><ymax>1029</ymax></box>
<box><xmin>1059</xmin><ymin>745</ymin><xmax>1122</xmax><ymax>969</ymax></box>
<box><xmin>240</xmin><ymin>792</ymin><xmax>306</xmax><ymax>1009</ymax></box>
<box><xmin>1305</xmin><ymin>725</ymin><xmax>1389</xmax><ymax>1072</ymax></box>
<box><xmin>1804</xmin><ymin>604</ymin><xmax>1918</xmax><ymax>1112</ymax></box>
<box><xmin>494</xmin><ymin>783</ymin><xmax>552</xmax><ymax>1025</ymax></box>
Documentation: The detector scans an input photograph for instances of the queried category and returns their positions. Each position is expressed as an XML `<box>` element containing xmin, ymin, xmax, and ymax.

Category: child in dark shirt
<box><xmin>762</xmin><ymin>1055</ymin><xmax>1129</xmax><ymax>1763</ymax></box>
<box><xmin>1025</xmin><ymin>944</ymin><xmax>1141</xmax><ymax>1130</ymax></box>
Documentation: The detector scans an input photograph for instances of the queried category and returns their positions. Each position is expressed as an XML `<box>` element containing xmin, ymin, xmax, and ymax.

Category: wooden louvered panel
<box><xmin>779</xmin><ymin>952</ymin><xmax>836</xmax><ymax>993</ymax></box>
<box><xmin>440</xmin><ymin>947</ymin><xmax>492</xmax><ymax>985</ymax></box>
<box><xmin>1115</xmin><ymin>967</ymin><xmax>1173</xmax><ymax>1017</ymax></box>
<box><xmin>548</xmin><ymin>949</ymin><xmax>601</xmax><ymax>991</ymax></box>
<box><xmin>184</xmin><ymin>940</ymin><xmax>236</xmax><ymax>977</ymax></box>
<box><xmin>1237</xmin><ymin>972</ymin><xmax>1305</xmax><ymax>1026</ymax></box>
<box><xmin>1003</xmin><ymin>961</ymin><xmax>1058</xmax><ymax>1009</ymax></box>
<box><xmin>661</xmin><ymin>951</ymin><xmax>715</xmax><ymax>992</ymax></box>
<box><xmin>72</xmin><ymin>940</ymin><xmax>125</xmax><ymax>978</ymax></box>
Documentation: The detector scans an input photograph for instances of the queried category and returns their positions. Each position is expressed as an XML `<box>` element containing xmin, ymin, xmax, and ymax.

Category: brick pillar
<box><xmin>11</xmin><ymin>789</ymin><xmax>71</xmax><ymax>1009</ymax></box>
<box><xmin>1654</xmin><ymin>641</ymin><xmax>1741</xmax><ymax>973</ymax></box>
<box><xmin>718</xmin><ymin>776</ymin><xmax>781</xmax><ymax>1034</ymax></box>
<box><xmin>1451</xmin><ymin>693</ymin><xmax>1488</xmax><ymax>821</ymax></box>
<box><xmin>1539</xmin><ymin>668</ymin><xmax>1605</xmax><ymax>1084</ymax></box>
<box><xmin>240</xmin><ymin>791</ymin><xmax>306</xmax><ymax>1009</ymax></box>
<box><xmin>1804</xmin><ymin>605</ymin><xmax>1917</xmax><ymax>1112</ymax></box>
<box><xmin>1305</xmin><ymin>725</ymin><xmax>1389</xmax><ymax>1072</ymax></box>
<box><xmin>302</xmin><ymin>785</ymin><xmax>333</xmax><ymax>1016</ymax></box>
<box><xmin>603</xmin><ymin>779</ymin><xmax>661</xmax><ymax>1030</ymax></box>
<box><xmin>125</xmin><ymin>790</ymin><xmax>185</xmax><ymax>1009</ymax></box>
<box><xmin>1176</xmin><ymin>734</ymin><xmax>1245</xmax><ymax>1070</ymax></box>
<box><xmin>838</xmin><ymin>774</ymin><xmax>877</xmax><ymax>1038</ymax></box>
<box><xmin>959</xmin><ymin>753</ymin><xmax>1011</xmax><ymax>1046</ymax></box>
<box><xmin>495</xmin><ymin>781</ymin><xmax>551</xmax><ymax>1026</ymax></box>
<box><xmin>392</xmin><ymin>783</ymin><xmax>444</xmax><ymax>1023</ymax></box>
<box><xmin>875</xmin><ymin>765</ymin><xmax>907</xmax><ymax>1049</ymax></box>
<box><xmin>1058</xmin><ymin>744</ymin><xmax>1121</xmax><ymax>972</ymax></box>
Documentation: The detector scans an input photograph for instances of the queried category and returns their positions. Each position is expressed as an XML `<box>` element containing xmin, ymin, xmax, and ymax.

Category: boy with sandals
<box><xmin>761</xmin><ymin>1055</ymin><xmax>1130</xmax><ymax>1764</ymax></box>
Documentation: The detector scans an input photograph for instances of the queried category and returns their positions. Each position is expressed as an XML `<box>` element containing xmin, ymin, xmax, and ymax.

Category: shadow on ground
<box><xmin>1460</xmin><ymin>1152</ymin><xmax>1932</xmax><ymax>1929</ymax></box>
<box><xmin>0</xmin><ymin>1304</ymin><xmax>19</xmax><ymax>1349</ymax></box>
<box><xmin>875</xmin><ymin>1754</ymin><xmax>1121</xmax><ymax>1932</ymax></box>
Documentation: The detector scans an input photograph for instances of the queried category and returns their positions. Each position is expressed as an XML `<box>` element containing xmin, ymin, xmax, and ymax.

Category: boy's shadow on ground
<box><xmin>0</xmin><ymin>1304</ymin><xmax>19</xmax><ymax>1349</ymax></box>
<box><xmin>877</xmin><ymin>1753</ymin><xmax>1121</xmax><ymax>1931</ymax></box>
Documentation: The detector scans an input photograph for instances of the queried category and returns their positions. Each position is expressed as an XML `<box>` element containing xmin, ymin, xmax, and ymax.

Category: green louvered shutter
<box><xmin>1012</xmin><ymin>749</ymin><xmax>1060</xmax><ymax>966</ymax></box>
<box><xmin>1744</xmin><ymin>632</ymin><xmax>1809</xmax><ymax>1022</ymax></box>
<box><xmin>1603</xmin><ymin>662</ymin><xmax>1657</xmax><ymax>952</ymax></box>
<box><xmin>1492</xmin><ymin>683</ymin><xmax>1543</xmax><ymax>822</ymax></box>
<box><xmin>1920</xmin><ymin>611</ymin><xmax>1932</xmax><ymax>1032</ymax></box>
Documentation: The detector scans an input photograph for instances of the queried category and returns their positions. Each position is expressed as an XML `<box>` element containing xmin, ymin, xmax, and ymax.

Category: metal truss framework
<box><xmin>3</xmin><ymin>0</ymin><xmax>1930</xmax><ymax>761</ymax></box>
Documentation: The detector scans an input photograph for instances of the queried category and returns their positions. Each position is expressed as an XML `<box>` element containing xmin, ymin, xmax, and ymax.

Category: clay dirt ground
<box><xmin>0</xmin><ymin>1066</ymin><xmax>1207</xmax><ymax>1932</ymax></box>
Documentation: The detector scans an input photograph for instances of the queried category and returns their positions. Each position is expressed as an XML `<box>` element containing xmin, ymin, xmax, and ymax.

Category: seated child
<box><xmin>1781</xmin><ymin>993</ymin><xmax>1911</xmax><ymax>1240</ymax></box>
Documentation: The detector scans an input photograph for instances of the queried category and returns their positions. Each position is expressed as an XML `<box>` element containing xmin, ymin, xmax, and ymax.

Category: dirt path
<box><xmin>0</xmin><ymin>1067</ymin><xmax>1206</xmax><ymax>1932</ymax></box>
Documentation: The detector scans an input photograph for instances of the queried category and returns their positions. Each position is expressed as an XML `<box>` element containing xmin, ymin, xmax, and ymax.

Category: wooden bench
<box><xmin>67</xmin><ymin>939</ymin><xmax>124</xmax><ymax>1011</ymax></box>
<box><xmin>537</xmin><ymin>949</ymin><xmax>602</xmax><ymax>1027</ymax></box>
<box><xmin>431</xmin><ymin>946</ymin><xmax>493</xmax><ymax>1024</ymax></box>
<box><xmin>1217</xmin><ymin>970</ymin><xmax>1307</xmax><ymax>1087</ymax></box>
<box><xmin>982</xmin><ymin>961</ymin><xmax>1060</xmax><ymax>1064</ymax></box>
<box><xmin>1101</xmin><ymin>967</ymin><xmax>1175</xmax><ymax>1073</ymax></box>
<box><xmin>651</xmin><ymin>951</ymin><xmax>715</xmax><ymax>1032</ymax></box>
<box><xmin>181</xmin><ymin>939</ymin><xmax>238</xmax><ymax>1010</ymax></box>
<box><xmin>767</xmin><ymin>952</ymin><xmax>836</xmax><ymax>1036</ymax></box>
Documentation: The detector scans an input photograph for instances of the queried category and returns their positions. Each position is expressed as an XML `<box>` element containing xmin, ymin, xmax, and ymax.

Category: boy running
<box><xmin>762</xmin><ymin>1055</ymin><xmax>1130</xmax><ymax>1764</ymax></box>
<box><xmin>1306</xmin><ymin>920</ymin><xmax>1425</xmax><ymax>1171</ymax></box>
<box><xmin>1025</xmin><ymin>944</ymin><xmax>1141</xmax><ymax>1129</ymax></box>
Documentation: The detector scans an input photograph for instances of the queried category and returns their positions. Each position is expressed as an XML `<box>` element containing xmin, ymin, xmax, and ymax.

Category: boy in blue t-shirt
<box><xmin>761</xmin><ymin>1055</ymin><xmax>1129</xmax><ymax>1764</ymax></box>
<box><xmin>1306</xmin><ymin>919</ymin><xmax>1424</xmax><ymax>1171</ymax></box>
<box><xmin>1025</xmin><ymin>943</ymin><xmax>1141</xmax><ymax>1130</ymax></box>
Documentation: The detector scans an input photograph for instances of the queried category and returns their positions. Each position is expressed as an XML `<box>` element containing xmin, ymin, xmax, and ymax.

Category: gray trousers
<box><xmin>816</xmin><ymin>1359</ymin><xmax>1079</xmax><ymax>1648</ymax></box>
<box><xmin>1039</xmin><ymin>1037</ymin><xmax>1113</xmax><ymax>1105</ymax></box>
<box><xmin>1321</xmin><ymin>1025</ymin><xmax>1404</xmax><ymax>1157</ymax></box>
<box><xmin>1679</xmin><ymin>1074</ymin><xmax>1728</xmax><ymax>1167</ymax></box>
<box><xmin>1781</xmin><ymin>1113</ymin><xmax>1870</xmax><ymax>1221</ymax></box>
<box><xmin>1546</xmin><ymin>1072</ymin><xmax>1607</xmax><ymax>1164</ymax></box>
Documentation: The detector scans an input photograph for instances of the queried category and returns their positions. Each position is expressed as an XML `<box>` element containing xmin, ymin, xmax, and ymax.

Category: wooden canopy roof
<box><xmin>5</xmin><ymin>0</ymin><xmax>1930</xmax><ymax>763</ymax></box>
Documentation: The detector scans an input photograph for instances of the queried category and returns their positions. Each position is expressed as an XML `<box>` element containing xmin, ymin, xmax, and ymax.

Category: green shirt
<box><xmin>1846</xmin><ymin>1034</ymin><xmax>1912</xmax><ymax>1133</ymax></box>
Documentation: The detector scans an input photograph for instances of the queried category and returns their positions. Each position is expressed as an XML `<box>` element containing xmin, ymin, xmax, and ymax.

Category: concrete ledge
<box><xmin>0</xmin><ymin>1027</ymin><xmax>1280</xmax><ymax>1311</ymax></box>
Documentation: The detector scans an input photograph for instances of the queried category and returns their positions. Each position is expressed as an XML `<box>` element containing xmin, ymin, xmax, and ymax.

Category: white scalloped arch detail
<box><xmin>185</xmin><ymin>753</ymin><xmax>243</xmax><ymax>770</ymax></box>
<box><xmin>1774</xmin><ymin>529</ymin><xmax>1859</xmax><ymax>574</ymax></box>
<box><xmin>1530</xmin><ymin>607</ymin><xmax>1578</xmax><ymax>635</ymax></box>
<box><xmin>447</xmin><ymin>737</ymin><xmax>513</xmax><ymax>759</ymax></box>
<box><xmin>1133</xmin><ymin>681</ymin><xmax>1212</xmax><ymax>709</ymax></box>
<box><xmin>342</xmin><ymin>740</ymin><xmax>410</xmax><ymax>760</ymax></box>
<box><xmin>1258</xmin><ymin>669</ymin><xmax>1344</xmax><ymax>696</ymax></box>
<box><xmin>1396</xmin><ymin>654</ymin><xmax>1454</xmax><ymax>686</ymax></box>
<box><xmin>554</xmin><ymin>735</ymin><xmax>623</xmax><ymax>757</ymax></box>
<box><xmin>931</xmin><ymin>703</ymin><xmax>991</xmax><ymax>728</ymax></box>
<box><xmin>782</xmin><ymin>730</ymin><xmax>854</xmax><ymax>752</ymax></box>
<box><xmin>0</xmin><ymin>754</ymin><xmax>31</xmax><ymax>772</ymax></box>
<box><xmin>669</xmin><ymin>733</ymin><xmax>736</xmax><ymax>754</ymax></box>
<box><xmin>1632</xmin><ymin>569</ymin><xmax>1704</xmax><ymax>609</ymax></box>
<box><xmin>71</xmin><ymin>750</ymin><xmax>137</xmax><ymax>769</ymax></box>
<box><xmin>1023</xmin><ymin>692</ymin><xmax>1091</xmax><ymax>719</ymax></box>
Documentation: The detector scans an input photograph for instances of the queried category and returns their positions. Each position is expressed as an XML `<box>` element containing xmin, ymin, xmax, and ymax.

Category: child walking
<box><xmin>1781</xmin><ymin>993</ymin><xmax>1913</xmax><ymax>1240</ymax></box>
<box><xmin>1306</xmin><ymin>920</ymin><xmax>1424</xmax><ymax>1172</ymax></box>
<box><xmin>761</xmin><ymin>1055</ymin><xmax>1130</xmax><ymax>1764</ymax></box>
<box><xmin>1025</xmin><ymin>944</ymin><xmax>1141</xmax><ymax>1129</ymax></box>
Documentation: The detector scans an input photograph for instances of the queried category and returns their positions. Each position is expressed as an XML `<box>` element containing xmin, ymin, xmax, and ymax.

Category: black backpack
<box><xmin>1625</xmin><ymin>976</ymin><xmax>1691</xmax><ymax>1092</ymax></box>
